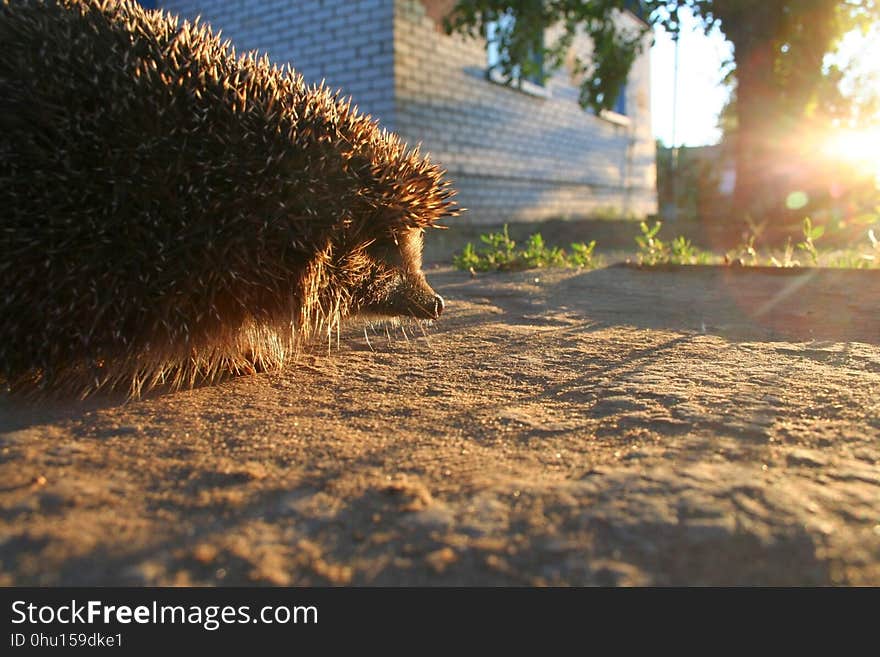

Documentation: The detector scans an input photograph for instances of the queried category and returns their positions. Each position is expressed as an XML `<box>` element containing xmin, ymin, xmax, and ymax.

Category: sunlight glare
<box><xmin>821</xmin><ymin>126</ymin><xmax>880</xmax><ymax>186</ymax></box>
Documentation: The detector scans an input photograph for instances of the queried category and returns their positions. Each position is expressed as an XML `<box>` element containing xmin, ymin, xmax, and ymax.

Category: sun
<box><xmin>818</xmin><ymin>23</ymin><xmax>880</xmax><ymax>183</ymax></box>
<box><xmin>820</xmin><ymin>126</ymin><xmax>880</xmax><ymax>185</ymax></box>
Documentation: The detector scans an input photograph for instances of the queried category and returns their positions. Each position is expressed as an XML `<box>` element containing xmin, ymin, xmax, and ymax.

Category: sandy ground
<box><xmin>1</xmin><ymin>264</ymin><xmax>879</xmax><ymax>586</ymax></box>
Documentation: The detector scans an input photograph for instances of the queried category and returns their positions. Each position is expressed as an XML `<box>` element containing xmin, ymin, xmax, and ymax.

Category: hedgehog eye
<box><xmin>366</xmin><ymin>240</ymin><xmax>404</xmax><ymax>268</ymax></box>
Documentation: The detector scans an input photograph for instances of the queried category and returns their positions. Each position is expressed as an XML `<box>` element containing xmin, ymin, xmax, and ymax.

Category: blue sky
<box><xmin>649</xmin><ymin>7</ymin><xmax>880</xmax><ymax>147</ymax></box>
<box><xmin>650</xmin><ymin>6</ymin><xmax>733</xmax><ymax>147</ymax></box>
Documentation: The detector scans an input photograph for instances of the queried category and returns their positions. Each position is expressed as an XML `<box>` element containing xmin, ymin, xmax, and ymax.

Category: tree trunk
<box><xmin>730</xmin><ymin>37</ymin><xmax>782</xmax><ymax>237</ymax></box>
<box><xmin>717</xmin><ymin>0</ymin><xmax>841</xmax><ymax>243</ymax></box>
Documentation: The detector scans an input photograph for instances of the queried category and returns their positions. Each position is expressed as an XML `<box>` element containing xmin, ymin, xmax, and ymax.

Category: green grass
<box><xmin>452</xmin><ymin>225</ymin><xmax>597</xmax><ymax>272</ymax></box>
<box><xmin>634</xmin><ymin>221</ymin><xmax>715</xmax><ymax>265</ymax></box>
<box><xmin>451</xmin><ymin>220</ymin><xmax>880</xmax><ymax>272</ymax></box>
<box><xmin>761</xmin><ymin>219</ymin><xmax>878</xmax><ymax>268</ymax></box>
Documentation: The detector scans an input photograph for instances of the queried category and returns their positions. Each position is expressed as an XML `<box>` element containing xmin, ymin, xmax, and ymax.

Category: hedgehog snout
<box><xmin>359</xmin><ymin>270</ymin><xmax>445</xmax><ymax>320</ymax></box>
<box><xmin>404</xmin><ymin>279</ymin><xmax>444</xmax><ymax>320</ymax></box>
<box><xmin>396</xmin><ymin>285</ymin><xmax>444</xmax><ymax>320</ymax></box>
<box><xmin>431</xmin><ymin>293</ymin><xmax>445</xmax><ymax>318</ymax></box>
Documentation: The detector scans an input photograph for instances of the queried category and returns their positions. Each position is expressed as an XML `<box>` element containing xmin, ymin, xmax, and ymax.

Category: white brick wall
<box><xmin>160</xmin><ymin>0</ymin><xmax>396</xmax><ymax>125</ymax></box>
<box><xmin>395</xmin><ymin>0</ymin><xmax>657</xmax><ymax>223</ymax></box>
<box><xmin>154</xmin><ymin>0</ymin><xmax>657</xmax><ymax>223</ymax></box>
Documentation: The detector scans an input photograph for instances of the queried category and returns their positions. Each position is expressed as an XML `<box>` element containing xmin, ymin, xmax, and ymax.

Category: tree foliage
<box><xmin>444</xmin><ymin>1</ymin><xmax>880</xmax><ymax>227</ymax></box>
<box><xmin>443</xmin><ymin>1</ymin><xmax>650</xmax><ymax>111</ymax></box>
<box><xmin>444</xmin><ymin>1</ymin><xmax>878</xmax><ymax>117</ymax></box>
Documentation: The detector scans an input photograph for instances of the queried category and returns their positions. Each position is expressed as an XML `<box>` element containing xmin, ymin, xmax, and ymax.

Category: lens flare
<box><xmin>821</xmin><ymin>126</ymin><xmax>880</xmax><ymax>186</ymax></box>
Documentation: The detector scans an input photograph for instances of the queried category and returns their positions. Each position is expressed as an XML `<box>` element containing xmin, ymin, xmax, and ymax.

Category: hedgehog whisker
<box><xmin>416</xmin><ymin>320</ymin><xmax>433</xmax><ymax>349</ymax></box>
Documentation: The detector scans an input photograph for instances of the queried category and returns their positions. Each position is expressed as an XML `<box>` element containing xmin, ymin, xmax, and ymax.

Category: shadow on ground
<box><xmin>1</xmin><ymin>265</ymin><xmax>878</xmax><ymax>585</ymax></box>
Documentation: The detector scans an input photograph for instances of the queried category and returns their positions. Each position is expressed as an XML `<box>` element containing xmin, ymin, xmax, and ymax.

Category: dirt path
<box><xmin>1</xmin><ymin>265</ymin><xmax>879</xmax><ymax>585</ymax></box>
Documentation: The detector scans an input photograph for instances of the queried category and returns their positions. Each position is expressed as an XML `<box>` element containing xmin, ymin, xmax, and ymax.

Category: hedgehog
<box><xmin>0</xmin><ymin>0</ymin><xmax>458</xmax><ymax>398</ymax></box>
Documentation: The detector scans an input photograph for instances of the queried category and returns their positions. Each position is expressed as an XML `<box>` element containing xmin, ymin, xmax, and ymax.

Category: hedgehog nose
<box><xmin>432</xmin><ymin>294</ymin><xmax>445</xmax><ymax>318</ymax></box>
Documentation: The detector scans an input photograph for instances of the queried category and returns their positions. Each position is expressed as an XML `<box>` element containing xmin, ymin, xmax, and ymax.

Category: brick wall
<box><xmin>395</xmin><ymin>0</ymin><xmax>657</xmax><ymax>224</ymax></box>
<box><xmin>155</xmin><ymin>0</ymin><xmax>657</xmax><ymax>224</ymax></box>
<box><xmin>160</xmin><ymin>0</ymin><xmax>396</xmax><ymax>126</ymax></box>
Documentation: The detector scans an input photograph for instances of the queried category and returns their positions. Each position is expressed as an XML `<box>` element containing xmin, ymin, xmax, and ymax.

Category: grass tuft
<box><xmin>452</xmin><ymin>225</ymin><xmax>597</xmax><ymax>272</ymax></box>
